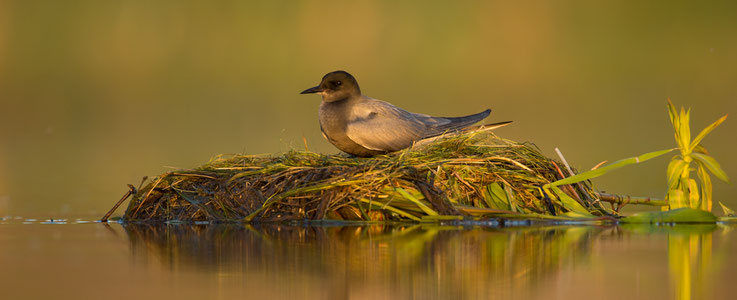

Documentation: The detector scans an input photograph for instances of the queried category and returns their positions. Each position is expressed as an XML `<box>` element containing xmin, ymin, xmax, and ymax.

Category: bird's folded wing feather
<box><xmin>345</xmin><ymin>99</ymin><xmax>425</xmax><ymax>152</ymax></box>
<box><xmin>411</xmin><ymin>112</ymin><xmax>451</xmax><ymax>128</ymax></box>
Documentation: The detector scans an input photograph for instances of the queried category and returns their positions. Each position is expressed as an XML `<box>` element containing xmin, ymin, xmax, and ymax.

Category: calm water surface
<box><xmin>1</xmin><ymin>218</ymin><xmax>735</xmax><ymax>300</ymax></box>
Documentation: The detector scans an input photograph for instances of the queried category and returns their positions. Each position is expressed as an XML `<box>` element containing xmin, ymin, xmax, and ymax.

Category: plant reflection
<box><xmin>621</xmin><ymin>224</ymin><xmax>728</xmax><ymax>300</ymax></box>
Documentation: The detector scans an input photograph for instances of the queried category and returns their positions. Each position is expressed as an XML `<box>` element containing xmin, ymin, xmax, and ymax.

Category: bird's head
<box><xmin>300</xmin><ymin>70</ymin><xmax>361</xmax><ymax>102</ymax></box>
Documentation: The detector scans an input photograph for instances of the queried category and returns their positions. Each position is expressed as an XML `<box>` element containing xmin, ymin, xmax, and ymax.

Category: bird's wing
<box><xmin>345</xmin><ymin>99</ymin><xmax>426</xmax><ymax>152</ymax></box>
<box><xmin>411</xmin><ymin>112</ymin><xmax>452</xmax><ymax>128</ymax></box>
<box><xmin>416</xmin><ymin>109</ymin><xmax>491</xmax><ymax>138</ymax></box>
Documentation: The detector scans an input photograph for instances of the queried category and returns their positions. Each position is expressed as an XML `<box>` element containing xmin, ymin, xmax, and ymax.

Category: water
<box><xmin>2</xmin><ymin>218</ymin><xmax>734</xmax><ymax>299</ymax></box>
<box><xmin>2</xmin><ymin>2</ymin><xmax>735</xmax><ymax>299</ymax></box>
<box><xmin>2</xmin><ymin>0</ymin><xmax>736</xmax><ymax>216</ymax></box>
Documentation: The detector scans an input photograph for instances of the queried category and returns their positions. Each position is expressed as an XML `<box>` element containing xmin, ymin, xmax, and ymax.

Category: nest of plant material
<box><xmin>122</xmin><ymin>129</ymin><xmax>616</xmax><ymax>223</ymax></box>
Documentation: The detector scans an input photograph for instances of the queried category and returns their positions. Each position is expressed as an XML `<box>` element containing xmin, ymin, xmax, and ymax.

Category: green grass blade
<box><xmin>692</xmin><ymin>144</ymin><xmax>708</xmax><ymax>154</ymax></box>
<box><xmin>667</xmin><ymin>158</ymin><xmax>688</xmax><ymax>190</ymax></box>
<box><xmin>359</xmin><ymin>199</ymin><xmax>421</xmax><ymax>221</ymax></box>
<box><xmin>668</xmin><ymin>100</ymin><xmax>682</xmax><ymax>149</ymax></box>
<box><xmin>228</xmin><ymin>164</ymin><xmax>287</xmax><ymax>183</ymax></box>
<box><xmin>486</xmin><ymin>183</ymin><xmax>511</xmax><ymax>210</ymax></box>
<box><xmin>689</xmin><ymin>114</ymin><xmax>727</xmax><ymax>152</ymax></box>
<box><xmin>667</xmin><ymin>99</ymin><xmax>679</xmax><ymax>128</ymax></box>
<box><xmin>668</xmin><ymin>189</ymin><xmax>686</xmax><ymax>209</ymax></box>
<box><xmin>691</xmin><ymin>152</ymin><xmax>729</xmax><ymax>183</ymax></box>
<box><xmin>548</xmin><ymin>148</ymin><xmax>675</xmax><ymax>187</ymax></box>
<box><xmin>480</xmin><ymin>185</ymin><xmax>495</xmax><ymax>208</ymax></box>
<box><xmin>696</xmin><ymin>163</ymin><xmax>712</xmax><ymax>212</ymax></box>
<box><xmin>395</xmin><ymin>187</ymin><xmax>438</xmax><ymax>216</ymax></box>
<box><xmin>503</xmin><ymin>183</ymin><xmax>519</xmax><ymax>213</ymax></box>
<box><xmin>687</xmin><ymin>178</ymin><xmax>700</xmax><ymax>209</ymax></box>
<box><xmin>679</xmin><ymin>107</ymin><xmax>691</xmax><ymax>151</ymax></box>
<box><xmin>548</xmin><ymin>186</ymin><xmax>593</xmax><ymax>217</ymax></box>
<box><xmin>718</xmin><ymin>201</ymin><xmax>735</xmax><ymax>217</ymax></box>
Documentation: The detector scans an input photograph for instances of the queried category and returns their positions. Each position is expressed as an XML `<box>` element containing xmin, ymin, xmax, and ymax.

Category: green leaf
<box><xmin>639</xmin><ymin>148</ymin><xmax>678</xmax><ymax>161</ymax></box>
<box><xmin>687</xmin><ymin>178</ymin><xmax>700</xmax><ymax>209</ymax></box>
<box><xmin>668</xmin><ymin>189</ymin><xmax>687</xmax><ymax>209</ymax></box>
<box><xmin>667</xmin><ymin>99</ymin><xmax>679</xmax><ymax>130</ymax></box>
<box><xmin>484</xmin><ymin>183</ymin><xmax>511</xmax><ymax>210</ymax></box>
<box><xmin>359</xmin><ymin>198</ymin><xmax>421</xmax><ymax>221</ymax></box>
<box><xmin>481</xmin><ymin>186</ymin><xmax>495</xmax><ymax>208</ymax></box>
<box><xmin>678</xmin><ymin>108</ymin><xmax>691</xmax><ymax>151</ymax></box>
<box><xmin>668</xmin><ymin>101</ymin><xmax>683</xmax><ymax>149</ymax></box>
<box><xmin>561</xmin><ymin>211</ymin><xmax>596</xmax><ymax>218</ymax></box>
<box><xmin>666</xmin><ymin>158</ymin><xmax>688</xmax><ymax>190</ymax></box>
<box><xmin>620</xmin><ymin>207</ymin><xmax>717</xmax><ymax>224</ymax></box>
<box><xmin>692</xmin><ymin>144</ymin><xmax>709</xmax><ymax>154</ymax></box>
<box><xmin>548</xmin><ymin>186</ymin><xmax>593</xmax><ymax>217</ymax></box>
<box><xmin>691</xmin><ymin>152</ymin><xmax>730</xmax><ymax>183</ymax></box>
<box><xmin>503</xmin><ymin>183</ymin><xmax>518</xmax><ymax>213</ymax></box>
<box><xmin>718</xmin><ymin>201</ymin><xmax>736</xmax><ymax>217</ymax></box>
<box><xmin>548</xmin><ymin>148</ymin><xmax>675</xmax><ymax>187</ymax></box>
<box><xmin>395</xmin><ymin>187</ymin><xmax>438</xmax><ymax>216</ymax></box>
<box><xmin>689</xmin><ymin>114</ymin><xmax>727</xmax><ymax>152</ymax></box>
<box><xmin>696</xmin><ymin>162</ymin><xmax>712</xmax><ymax>212</ymax></box>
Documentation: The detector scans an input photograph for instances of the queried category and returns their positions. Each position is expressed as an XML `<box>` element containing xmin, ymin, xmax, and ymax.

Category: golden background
<box><xmin>0</xmin><ymin>1</ymin><xmax>735</xmax><ymax>215</ymax></box>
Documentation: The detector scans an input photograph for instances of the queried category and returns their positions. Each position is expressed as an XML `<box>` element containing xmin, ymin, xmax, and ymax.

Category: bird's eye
<box><xmin>335</xmin><ymin>81</ymin><xmax>342</xmax><ymax>86</ymax></box>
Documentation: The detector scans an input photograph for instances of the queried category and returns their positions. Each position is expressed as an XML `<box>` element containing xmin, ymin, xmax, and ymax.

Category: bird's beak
<box><xmin>300</xmin><ymin>86</ymin><xmax>324</xmax><ymax>94</ymax></box>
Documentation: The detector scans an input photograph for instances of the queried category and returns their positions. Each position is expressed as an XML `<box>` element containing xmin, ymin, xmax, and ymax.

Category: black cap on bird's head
<box><xmin>300</xmin><ymin>70</ymin><xmax>361</xmax><ymax>102</ymax></box>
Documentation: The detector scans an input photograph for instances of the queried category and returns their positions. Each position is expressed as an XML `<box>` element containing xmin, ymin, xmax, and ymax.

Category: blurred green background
<box><xmin>1</xmin><ymin>0</ymin><xmax>735</xmax><ymax>216</ymax></box>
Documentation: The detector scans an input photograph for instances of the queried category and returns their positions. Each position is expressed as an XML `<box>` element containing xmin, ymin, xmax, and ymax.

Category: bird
<box><xmin>300</xmin><ymin>70</ymin><xmax>509</xmax><ymax>157</ymax></box>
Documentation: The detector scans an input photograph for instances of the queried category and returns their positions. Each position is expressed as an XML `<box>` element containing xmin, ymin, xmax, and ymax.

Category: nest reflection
<box><xmin>124</xmin><ymin>224</ymin><xmax>612</xmax><ymax>298</ymax></box>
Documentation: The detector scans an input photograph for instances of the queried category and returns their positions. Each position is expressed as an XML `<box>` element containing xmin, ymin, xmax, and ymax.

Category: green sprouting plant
<box><xmin>665</xmin><ymin>99</ymin><xmax>728</xmax><ymax>211</ymax></box>
<box><xmin>545</xmin><ymin>99</ymin><xmax>728</xmax><ymax>216</ymax></box>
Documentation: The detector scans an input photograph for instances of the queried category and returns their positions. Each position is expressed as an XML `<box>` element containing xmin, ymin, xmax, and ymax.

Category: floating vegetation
<box><xmin>108</xmin><ymin>100</ymin><xmax>731</xmax><ymax>224</ymax></box>
<box><xmin>119</xmin><ymin>128</ymin><xmax>624</xmax><ymax>223</ymax></box>
<box><xmin>621</xmin><ymin>207</ymin><xmax>718</xmax><ymax>224</ymax></box>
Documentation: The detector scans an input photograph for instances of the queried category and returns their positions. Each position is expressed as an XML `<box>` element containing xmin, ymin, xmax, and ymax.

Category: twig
<box><xmin>452</xmin><ymin>172</ymin><xmax>482</xmax><ymax>207</ymax></box>
<box><xmin>554</xmin><ymin>148</ymin><xmax>595</xmax><ymax>207</ymax></box>
<box><xmin>550</xmin><ymin>161</ymin><xmax>583</xmax><ymax>203</ymax></box>
<box><xmin>133</xmin><ymin>175</ymin><xmax>167</xmax><ymax>216</ymax></box>
<box><xmin>100</xmin><ymin>184</ymin><xmax>137</xmax><ymax>222</ymax></box>
<box><xmin>597</xmin><ymin>192</ymin><xmax>668</xmax><ymax>206</ymax></box>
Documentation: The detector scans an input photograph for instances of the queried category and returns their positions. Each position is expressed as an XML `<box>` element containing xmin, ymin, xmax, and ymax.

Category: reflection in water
<box><xmin>122</xmin><ymin>223</ymin><xmax>732</xmax><ymax>299</ymax></box>
<box><xmin>621</xmin><ymin>224</ymin><xmax>726</xmax><ymax>300</ymax></box>
<box><xmin>124</xmin><ymin>224</ymin><xmax>605</xmax><ymax>299</ymax></box>
<box><xmin>667</xmin><ymin>226</ymin><xmax>718</xmax><ymax>300</ymax></box>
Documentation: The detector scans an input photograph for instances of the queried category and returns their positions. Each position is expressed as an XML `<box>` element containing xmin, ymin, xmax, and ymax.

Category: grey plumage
<box><xmin>301</xmin><ymin>71</ymin><xmax>503</xmax><ymax>157</ymax></box>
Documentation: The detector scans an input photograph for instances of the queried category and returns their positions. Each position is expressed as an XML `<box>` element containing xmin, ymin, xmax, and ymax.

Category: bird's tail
<box><xmin>422</xmin><ymin>109</ymin><xmax>492</xmax><ymax>138</ymax></box>
<box><xmin>413</xmin><ymin>120</ymin><xmax>512</xmax><ymax>147</ymax></box>
<box><xmin>460</xmin><ymin>120</ymin><xmax>513</xmax><ymax>133</ymax></box>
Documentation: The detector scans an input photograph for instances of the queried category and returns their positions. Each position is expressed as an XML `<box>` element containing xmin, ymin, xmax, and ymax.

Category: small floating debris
<box><xmin>41</xmin><ymin>221</ymin><xmax>67</xmax><ymax>225</ymax></box>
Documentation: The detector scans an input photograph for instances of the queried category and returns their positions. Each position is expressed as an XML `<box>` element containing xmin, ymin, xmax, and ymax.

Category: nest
<box><xmin>122</xmin><ymin>130</ymin><xmax>615</xmax><ymax>223</ymax></box>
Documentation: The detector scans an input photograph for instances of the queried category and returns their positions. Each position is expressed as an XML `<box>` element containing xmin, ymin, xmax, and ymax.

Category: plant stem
<box><xmin>597</xmin><ymin>193</ymin><xmax>668</xmax><ymax>206</ymax></box>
